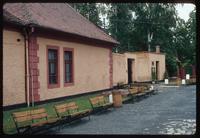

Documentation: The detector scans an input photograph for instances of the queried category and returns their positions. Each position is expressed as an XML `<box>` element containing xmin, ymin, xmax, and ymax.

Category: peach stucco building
<box><xmin>3</xmin><ymin>3</ymin><xmax>118</xmax><ymax>107</ymax></box>
<box><xmin>113</xmin><ymin>50</ymin><xmax>166</xmax><ymax>86</ymax></box>
<box><xmin>3</xmin><ymin>3</ymin><xmax>165</xmax><ymax>108</ymax></box>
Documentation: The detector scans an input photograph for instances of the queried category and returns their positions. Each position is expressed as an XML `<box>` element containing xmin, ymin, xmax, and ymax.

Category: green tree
<box><xmin>130</xmin><ymin>3</ymin><xmax>177</xmax><ymax>52</ymax></box>
<box><xmin>69</xmin><ymin>3</ymin><xmax>102</xmax><ymax>27</ymax></box>
<box><xmin>186</xmin><ymin>8</ymin><xmax>196</xmax><ymax>65</ymax></box>
<box><xmin>107</xmin><ymin>3</ymin><xmax>133</xmax><ymax>53</ymax></box>
<box><xmin>68</xmin><ymin>3</ymin><xmax>195</xmax><ymax>77</ymax></box>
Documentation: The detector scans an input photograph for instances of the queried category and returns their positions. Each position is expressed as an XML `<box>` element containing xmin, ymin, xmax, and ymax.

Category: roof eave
<box><xmin>31</xmin><ymin>23</ymin><xmax>119</xmax><ymax>46</ymax></box>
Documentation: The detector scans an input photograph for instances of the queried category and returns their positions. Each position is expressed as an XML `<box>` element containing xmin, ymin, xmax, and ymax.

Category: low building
<box><xmin>3</xmin><ymin>3</ymin><xmax>119</xmax><ymax>108</ymax></box>
<box><xmin>113</xmin><ymin>48</ymin><xmax>166</xmax><ymax>86</ymax></box>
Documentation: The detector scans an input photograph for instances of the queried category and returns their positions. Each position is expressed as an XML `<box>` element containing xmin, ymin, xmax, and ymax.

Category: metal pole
<box><xmin>24</xmin><ymin>28</ymin><xmax>30</xmax><ymax>107</ymax></box>
<box><xmin>26</xmin><ymin>37</ymin><xmax>30</xmax><ymax>107</ymax></box>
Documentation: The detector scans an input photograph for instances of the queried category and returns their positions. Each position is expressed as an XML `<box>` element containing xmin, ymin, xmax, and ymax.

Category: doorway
<box><xmin>128</xmin><ymin>58</ymin><xmax>134</xmax><ymax>84</ymax></box>
<box><xmin>156</xmin><ymin>61</ymin><xmax>159</xmax><ymax>80</ymax></box>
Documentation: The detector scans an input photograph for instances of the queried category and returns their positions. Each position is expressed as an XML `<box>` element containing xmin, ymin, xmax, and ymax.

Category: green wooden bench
<box><xmin>89</xmin><ymin>95</ymin><xmax>113</xmax><ymax>113</ymax></box>
<box><xmin>54</xmin><ymin>102</ymin><xmax>91</xmax><ymax>122</ymax></box>
<box><xmin>12</xmin><ymin>108</ymin><xmax>59</xmax><ymax>134</ymax></box>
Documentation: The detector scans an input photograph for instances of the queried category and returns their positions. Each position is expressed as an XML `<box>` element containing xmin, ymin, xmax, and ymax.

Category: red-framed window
<box><xmin>47</xmin><ymin>46</ymin><xmax>60</xmax><ymax>89</ymax></box>
<box><xmin>64</xmin><ymin>48</ymin><xmax>74</xmax><ymax>86</ymax></box>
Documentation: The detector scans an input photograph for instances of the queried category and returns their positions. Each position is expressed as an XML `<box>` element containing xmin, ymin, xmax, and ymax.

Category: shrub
<box><xmin>164</xmin><ymin>71</ymin><xmax>169</xmax><ymax>79</ymax></box>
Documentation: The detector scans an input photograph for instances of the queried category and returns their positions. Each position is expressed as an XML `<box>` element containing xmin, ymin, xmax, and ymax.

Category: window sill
<box><xmin>48</xmin><ymin>84</ymin><xmax>60</xmax><ymax>89</ymax></box>
<box><xmin>64</xmin><ymin>82</ymin><xmax>74</xmax><ymax>87</ymax></box>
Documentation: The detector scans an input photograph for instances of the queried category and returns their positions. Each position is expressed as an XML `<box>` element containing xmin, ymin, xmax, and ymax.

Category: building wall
<box><xmin>135</xmin><ymin>53</ymin><xmax>150</xmax><ymax>81</ymax></box>
<box><xmin>3</xmin><ymin>29</ymin><xmax>26</xmax><ymax>106</ymax></box>
<box><xmin>113</xmin><ymin>52</ymin><xmax>166</xmax><ymax>83</ymax></box>
<box><xmin>133</xmin><ymin>52</ymin><xmax>165</xmax><ymax>82</ymax></box>
<box><xmin>124</xmin><ymin>53</ymin><xmax>137</xmax><ymax>82</ymax></box>
<box><xmin>149</xmin><ymin>53</ymin><xmax>166</xmax><ymax>80</ymax></box>
<box><xmin>3</xmin><ymin>28</ymin><xmax>165</xmax><ymax>106</ymax></box>
<box><xmin>37</xmin><ymin>37</ymin><xmax>111</xmax><ymax>101</ymax></box>
<box><xmin>113</xmin><ymin>53</ymin><xmax>127</xmax><ymax>86</ymax></box>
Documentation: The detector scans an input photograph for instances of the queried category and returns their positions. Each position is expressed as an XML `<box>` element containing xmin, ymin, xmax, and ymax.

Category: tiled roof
<box><xmin>3</xmin><ymin>3</ymin><xmax>119</xmax><ymax>45</ymax></box>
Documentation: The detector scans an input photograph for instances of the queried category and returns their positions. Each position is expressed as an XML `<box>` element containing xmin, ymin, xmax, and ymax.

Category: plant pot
<box><xmin>164</xmin><ymin>79</ymin><xmax>169</xmax><ymax>84</ymax></box>
<box><xmin>182</xmin><ymin>79</ymin><xmax>186</xmax><ymax>85</ymax></box>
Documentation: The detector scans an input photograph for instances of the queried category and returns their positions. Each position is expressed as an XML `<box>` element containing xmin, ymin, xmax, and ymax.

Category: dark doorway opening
<box><xmin>156</xmin><ymin>61</ymin><xmax>159</xmax><ymax>80</ymax></box>
<box><xmin>128</xmin><ymin>59</ymin><xmax>133</xmax><ymax>84</ymax></box>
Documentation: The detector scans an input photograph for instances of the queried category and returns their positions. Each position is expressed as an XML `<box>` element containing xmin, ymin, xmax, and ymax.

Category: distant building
<box><xmin>113</xmin><ymin>49</ymin><xmax>165</xmax><ymax>85</ymax></box>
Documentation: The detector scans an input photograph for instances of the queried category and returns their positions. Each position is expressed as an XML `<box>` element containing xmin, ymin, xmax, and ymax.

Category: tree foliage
<box><xmin>68</xmin><ymin>3</ymin><xmax>196</xmax><ymax>77</ymax></box>
<box><xmin>107</xmin><ymin>3</ymin><xmax>133</xmax><ymax>52</ymax></box>
<box><xmin>69</xmin><ymin>3</ymin><xmax>102</xmax><ymax>26</ymax></box>
<box><xmin>130</xmin><ymin>3</ymin><xmax>177</xmax><ymax>52</ymax></box>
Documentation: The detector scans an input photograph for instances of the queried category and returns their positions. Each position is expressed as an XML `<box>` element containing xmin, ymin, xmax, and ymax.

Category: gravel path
<box><xmin>51</xmin><ymin>85</ymin><xmax>196</xmax><ymax>134</ymax></box>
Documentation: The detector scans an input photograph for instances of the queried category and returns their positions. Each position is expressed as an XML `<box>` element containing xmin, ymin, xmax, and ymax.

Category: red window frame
<box><xmin>47</xmin><ymin>45</ymin><xmax>60</xmax><ymax>89</ymax></box>
<box><xmin>63</xmin><ymin>48</ymin><xmax>74</xmax><ymax>87</ymax></box>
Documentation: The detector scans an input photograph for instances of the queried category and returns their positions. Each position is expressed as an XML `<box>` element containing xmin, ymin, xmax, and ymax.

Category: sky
<box><xmin>175</xmin><ymin>3</ymin><xmax>195</xmax><ymax>21</ymax></box>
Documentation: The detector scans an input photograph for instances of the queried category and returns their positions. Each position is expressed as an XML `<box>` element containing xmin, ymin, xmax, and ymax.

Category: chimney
<box><xmin>156</xmin><ymin>45</ymin><xmax>160</xmax><ymax>53</ymax></box>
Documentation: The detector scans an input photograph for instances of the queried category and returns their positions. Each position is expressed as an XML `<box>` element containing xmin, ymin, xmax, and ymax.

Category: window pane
<box><xmin>64</xmin><ymin>51</ymin><xmax>72</xmax><ymax>60</ymax></box>
<box><xmin>48</xmin><ymin>49</ymin><xmax>57</xmax><ymax>60</ymax></box>
<box><xmin>49</xmin><ymin>63</ymin><xmax>56</xmax><ymax>74</ymax></box>
<box><xmin>50</xmin><ymin>76</ymin><xmax>57</xmax><ymax>84</ymax></box>
<box><xmin>65</xmin><ymin>73</ymin><xmax>71</xmax><ymax>83</ymax></box>
<box><xmin>65</xmin><ymin>71</ymin><xmax>71</xmax><ymax>83</ymax></box>
<box><xmin>64</xmin><ymin>51</ymin><xmax>73</xmax><ymax>83</ymax></box>
<box><xmin>66</xmin><ymin>63</ymin><xmax>70</xmax><ymax>73</ymax></box>
<box><xmin>48</xmin><ymin>49</ymin><xmax>58</xmax><ymax>84</ymax></box>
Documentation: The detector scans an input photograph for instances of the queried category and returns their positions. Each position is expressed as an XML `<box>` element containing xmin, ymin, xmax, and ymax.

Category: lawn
<box><xmin>3</xmin><ymin>92</ymin><xmax>101</xmax><ymax>134</ymax></box>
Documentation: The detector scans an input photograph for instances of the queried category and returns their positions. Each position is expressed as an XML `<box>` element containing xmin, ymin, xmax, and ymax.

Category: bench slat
<box><xmin>14</xmin><ymin>116</ymin><xmax>32</xmax><ymax>123</ymax></box>
<box><xmin>13</xmin><ymin>111</ymin><xmax>31</xmax><ymax>117</ymax></box>
<box><xmin>31</xmin><ymin>113</ymin><xmax>48</xmax><ymax>119</ymax></box>
<box><xmin>55</xmin><ymin>104</ymin><xmax>68</xmax><ymax>110</ymax></box>
<box><xmin>68</xmin><ymin>105</ymin><xmax>78</xmax><ymax>110</ymax></box>
<box><xmin>31</xmin><ymin>108</ymin><xmax>46</xmax><ymax>115</ymax></box>
<box><xmin>12</xmin><ymin>111</ymin><xmax>32</xmax><ymax>123</ymax></box>
<box><xmin>56</xmin><ymin>108</ymin><xmax>68</xmax><ymax>114</ymax></box>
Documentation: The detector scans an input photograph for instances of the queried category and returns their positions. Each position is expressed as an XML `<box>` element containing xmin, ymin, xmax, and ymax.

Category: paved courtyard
<box><xmin>50</xmin><ymin>85</ymin><xmax>196</xmax><ymax>134</ymax></box>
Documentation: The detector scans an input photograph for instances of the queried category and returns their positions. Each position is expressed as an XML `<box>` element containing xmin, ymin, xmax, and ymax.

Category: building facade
<box><xmin>3</xmin><ymin>3</ymin><xmax>166</xmax><ymax>108</ymax></box>
<box><xmin>3</xmin><ymin>3</ymin><xmax>118</xmax><ymax>107</ymax></box>
<box><xmin>113</xmin><ymin>51</ymin><xmax>166</xmax><ymax>86</ymax></box>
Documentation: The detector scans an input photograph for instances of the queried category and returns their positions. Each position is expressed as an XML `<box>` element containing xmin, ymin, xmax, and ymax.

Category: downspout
<box><xmin>31</xmin><ymin>69</ymin><xmax>34</xmax><ymax>107</ymax></box>
<box><xmin>22</xmin><ymin>27</ymin><xmax>30</xmax><ymax>107</ymax></box>
<box><xmin>30</xmin><ymin>26</ymin><xmax>35</xmax><ymax>107</ymax></box>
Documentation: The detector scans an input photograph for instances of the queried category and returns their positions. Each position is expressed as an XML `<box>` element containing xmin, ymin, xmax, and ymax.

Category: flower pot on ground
<box><xmin>164</xmin><ymin>79</ymin><xmax>169</xmax><ymax>84</ymax></box>
<box><xmin>164</xmin><ymin>71</ymin><xmax>169</xmax><ymax>84</ymax></box>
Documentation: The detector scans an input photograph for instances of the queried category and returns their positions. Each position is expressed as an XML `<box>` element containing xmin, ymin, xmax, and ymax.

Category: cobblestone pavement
<box><xmin>51</xmin><ymin>85</ymin><xmax>196</xmax><ymax>134</ymax></box>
